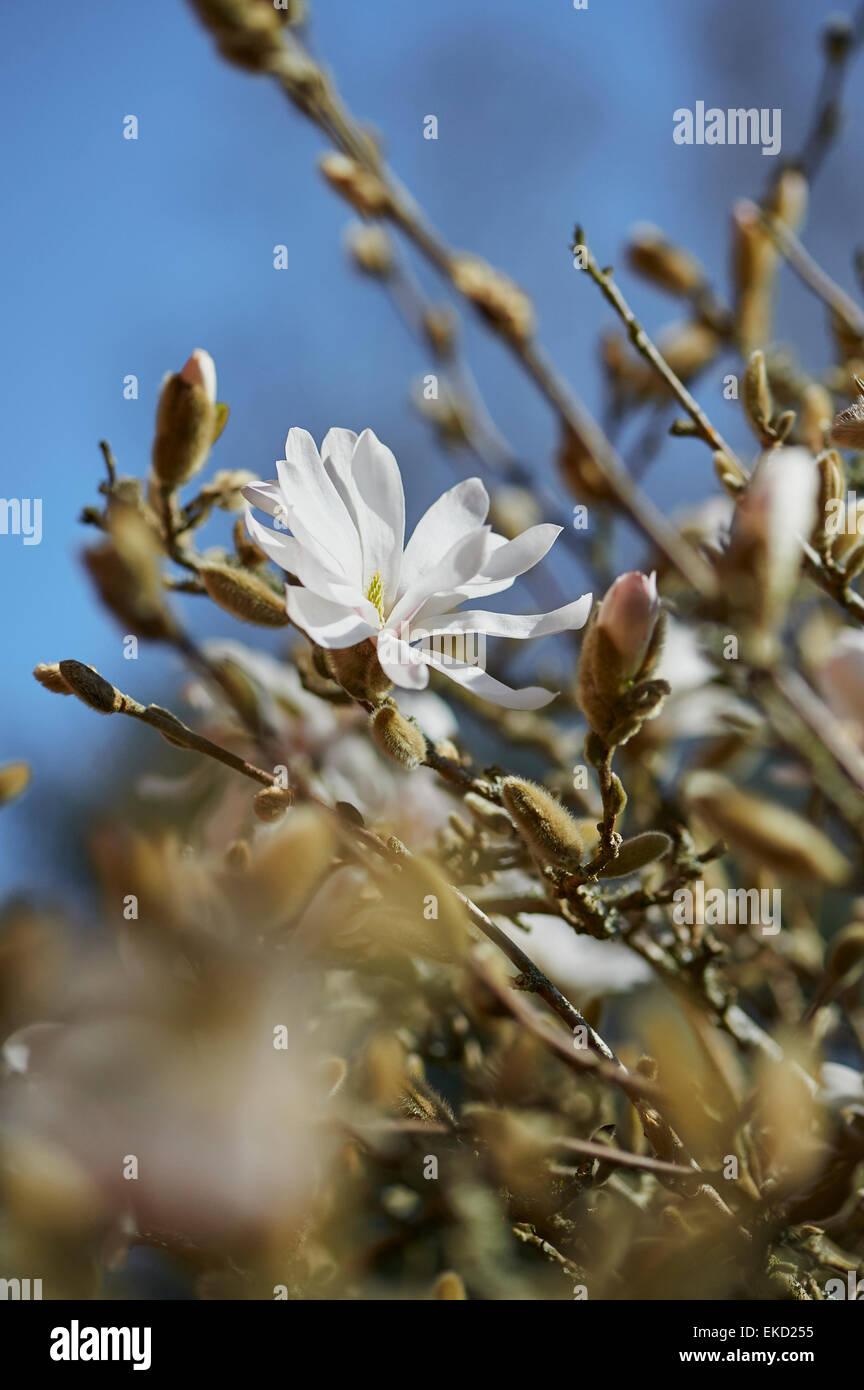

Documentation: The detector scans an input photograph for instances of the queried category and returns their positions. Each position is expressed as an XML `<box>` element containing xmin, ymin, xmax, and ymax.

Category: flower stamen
<box><xmin>366</xmin><ymin>571</ymin><xmax>385</xmax><ymax>621</ymax></box>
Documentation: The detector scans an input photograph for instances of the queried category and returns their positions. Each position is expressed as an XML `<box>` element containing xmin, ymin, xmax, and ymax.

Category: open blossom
<box><xmin>242</xmin><ymin>427</ymin><xmax>591</xmax><ymax>709</ymax></box>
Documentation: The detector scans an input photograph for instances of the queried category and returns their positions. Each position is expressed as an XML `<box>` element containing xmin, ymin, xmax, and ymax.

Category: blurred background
<box><xmin>1</xmin><ymin>0</ymin><xmax>861</xmax><ymax>905</ymax></box>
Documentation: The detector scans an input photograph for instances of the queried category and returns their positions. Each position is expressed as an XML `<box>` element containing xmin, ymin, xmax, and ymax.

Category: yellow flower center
<box><xmin>366</xmin><ymin>571</ymin><xmax>385</xmax><ymax>621</ymax></box>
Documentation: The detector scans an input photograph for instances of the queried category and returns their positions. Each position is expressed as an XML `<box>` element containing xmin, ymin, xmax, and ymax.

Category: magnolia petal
<box><xmin>350</xmin><ymin>429</ymin><xmax>406</xmax><ymax>605</ymax></box>
<box><xmin>423</xmin><ymin>650</ymin><xmax>557</xmax><ymax>710</ymax></box>
<box><xmin>399</xmin><ymin>478</ymin><xmax>490</xmax><ymax>594</ymax></box>
<box><xmin>387</xmin><ymin>527</ymin><xmax>492</xmax><ymax>628</ymax></box>
<box><xmin>478</xmin><ymin>523</ymin><xmax>563</xmax><ymax>582</ymax></box>
<box><xmin>285</xmin><ymin>588</ymin><xmax>377</xmax><ymax>649</ymax></box>
<box><xmin>320</xmin><ymin>428</ymin><xmax>361</xmax><ymax>527</ymax></box>
<box><xmin>376</xmin><ymin>633</ymin><xmax>431</xmax><ymax>690</ymax></box>
<box><xmin>241</xmin><ymin>480</ymin><xmax>285</xmax><ymax>518</ymax></box>
<box><xmin>276</xmin><ymin>428</ymin><xmax>364</xmax><ymax>581</ymax></box>
<box><xmin>244</xmin><ymin>509</ymin><xmax>371</xmax><ymax>612</ymax></box>
<box><xmin>420</xmin><ymin>594</ymin><xmax>593</xmax><ymax>641</ymax></box>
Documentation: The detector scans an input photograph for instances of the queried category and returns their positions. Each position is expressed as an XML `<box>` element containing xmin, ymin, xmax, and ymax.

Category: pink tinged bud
<box><xmin>818</xmin><ymin>630</ymin><xmax>864</xmax><ymax>737</ymax></box>
<box><xmin>735</xmin><ymin>447</ymin><xmax>818</xmax><ymax>598</ymax></box>
<box><xmin>596</xmin><ymin>571</ymin><xmax>660</xmax><ymax>674</ymax></box>
<box><xmin>180</xmin><ymin>348</ymin><xmax>217</xmax><ymax>403</ymax></box>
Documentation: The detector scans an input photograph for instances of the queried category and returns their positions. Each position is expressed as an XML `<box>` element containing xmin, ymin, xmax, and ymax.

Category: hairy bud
<box><xmin>200</xmin><ymin>562</ymin><xmax>290</xmax><ymax>627</ymax></box>
<box><xmin>501</xmin><ymin>776</ymin><xmax>583</xmax><ymax>872</ymax></box>
<box><xmin>152</xmin><ymin>350</ymin><xmax>219</xmax><ymax>489</ymax></box>
<box><xmin>371</xmin><ymin>704</ymin><xmax>427</xmax><ymax>769</ymax></box>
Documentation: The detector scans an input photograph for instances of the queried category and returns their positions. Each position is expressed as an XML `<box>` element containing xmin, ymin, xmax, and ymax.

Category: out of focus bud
<box><xmin>800</xmin><ymin>383</ymin><xmax>834</xmax><ymax>453</ymax></box>
<box><xmin>817</xmin><ymin>629</ymin><xmax>864</xmax><ymax>742</ymax></box>
<box><xmin>0</xmin><ymin>763</ymin><xmax>31</xmax><ymax>807</ymax></box>
<box><xmin>765</xmin><ymin>168</ymin><xmax>808</xmax><ymax>233</ymax></box>
<box><xmin>557</xmin><ymin>424</ymin><xmax>616</xmax><ymax>503</ymax></box>
<box><xmin>823</xmin><ymin>12</ymin><xmax>855</xmax><ymax>62</ymax></box>
<box><xmin>371</xmin><ymin>704</ymin><xmax>427</xmax><ymax>769</ymax></box>
<box><xmin>742</xmin><ymin>349</ymin><xmax>774</xmax><ymax>440</ymax></box>
<box><xmin>725</xmin><ymin>448</ymin><xmax>818</xmax><ymax>657</ymax></box>
<box><xmin>200</xmin><ymin>561</ymin><xmax>290</xmax><ymax>627</ymax></box>
<box><xmin>449</xmin><ymin>254</ymin><xmax>536</xmax><ymax>342</ymax></box>
<box><xmin>831</xmin><ymin>390</ymin><xmax>864</xmax><ymax>449</ymax></box>
<box><xmin>826</xmin><ymin>922</ymin><xmax>864</xmax><ymax>982</ymax></box>
<box><xmin>253</xmin><ymin>785</ymin><xmax>295</xmax><ymax>823</ymax></box>
<box><xmin>626</xmin><ymin>223</ymin><xmax>706</xmax><ymax>298</ymax></box>
<box><xmin>327</xmin><ymin>639</ymin><xmax>393</xmax><ymax>704</ymax></box>
<box><xmin>577</xmin><ymin>573</ymin><xmax>668</xmax><ymax>745</ymax></box>
<box><xmin>684</xmin><ymin>770</ymin><xmax>850</xmax><ymax>884</ymax></box>
<box><xmin>152</xmin><ymin>350</ymin><xmax>220</xmax><ymax>489</ymax></box>
<box><xmin>433</xmin><ymin>1272</ymin><xmax>467</xmax><ymax>1300</ymax></box>
<box><xmin>812</xmin><ymin>449</ymin><xmax>845</xmax><ymax>556</ymax></box>
<box><xmin>501</xmin><ymin>776</ymin><xmax>584</xmax><ymax>873</ymax></box>
<box><xmin>84</xmin><ymin>504</ymin><xmax>178</xmax><ymax>642</ymax></box>
<box><xmin>488</xmin><ymin>486</ymin><xmax>542</xmax><ymax>538</ymax></box>
<box><xmin>319</xmin><ymin>153</ymin><xmax>390</xmax><ymax>217</ymax></box>
<box><xmin>732</xmin><ymin>200</ymin><xmax>776</xmax><ymax>352</ymax></box>
<box><xmin>344</xmin><ymin>222</ymin><xmax>393</xmax><ymax>277</ymax></box>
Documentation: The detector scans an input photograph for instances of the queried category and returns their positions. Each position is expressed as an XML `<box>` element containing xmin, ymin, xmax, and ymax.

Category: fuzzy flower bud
<box><xmin>577</xmin><ymin>573</ymin><xmax>666</xmax><ymax>745</ymax></box>
<box><xmin>152</xmin><ymin>349</ymin><xmax>219</xmax><ymax>489</ymax></box>
<box><xmin>32</xmin><ymin>663</ymin><xmax>73</xmax><ymax>696</ymax></box>
<box><xmin>58</xmin><ymin>661</ymin><xmax>124</xmax><ymax>716</ymax></box>
<box><xmin>831</xmin><ymin>393</ymin><xmax>864</xmax><ymax>450</ymax></box>
<box><xmin>200</xmin><ymin>562</ymin><xmax>290</xmax><ymax>627</ymax></box>
<box><xmin>319</xmin><ymin>153</ymin><xmax>391</xmax><ymax>218</ymax></box>
<box><xmin>626</xmin><ymin>223</ymin><xmax>706</xmax><ymax>298</ymax></box>
<box><xmin>326</xmin><ymin>640</ymin><xmax>393</xmax><ymax>704</ymax></box>
<box><xmin>449</xmin><ymin>254</ymin><xmax>536</xmax><ymax>342</ymax></box>
<box><xmin>727</xmin><ymin>448</ymin><xmax>818</xmax><ymax>652</ymax></box>
<box><xmin>501</xmin><ymin>776</ymin><xmax>584</xmax><ymax>873</ymax></box>
<box><xmin>684</xmin><ymin>771</ymin><xmax>850</xmax><ymax>885</ymax></box>
<box><xmin>371</xmin><ymin>704</ymin><xmax>427</xmax><ymax>769</ymax></box>
<box><xmin>0</xmin><ymin>763</ymin><xmax>31</xmax><ymax>807</ymax></box>
<box><xmin>596</xmin><ymin>571</ymin><xmax>662</xmax><ymax>678</ymax></box>
<box><xmin>253</xmin><ymin>785</ymin><xmax>295</xmax><ymax>823</ymax></box>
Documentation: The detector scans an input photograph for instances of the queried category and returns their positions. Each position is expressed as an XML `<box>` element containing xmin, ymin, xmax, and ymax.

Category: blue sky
<box><xmin>1</xmin><ymin>0</ymin><xmax>861</xmax><ymax>903</ymax></box>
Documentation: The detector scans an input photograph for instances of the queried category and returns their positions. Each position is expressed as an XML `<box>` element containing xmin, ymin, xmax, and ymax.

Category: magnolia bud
<box><xmin>449</xmin><ymin>254</ymin><xmax>536</xmax><ymax>342</ymax></box>
<box><xmin>831</xmin><ymin>396</ymin><xmax>864</xmax><ymax>449</ymax></box>
<box><xmin>152</xmin><ymin>350</ymin><xmax>219</xmax><ymax>489</ymax></box>
<box><xmin>433</xmin><ymin>1272</ymin><xmax>467</xmax><ymax>1300</ymax></box>
<box><xmin>684</xmin><ymin>771</ymin><xmax>850</xmax><ymax>885</ymax></box>
<box><xmin>597</xmin><ymin>831</ymin><xmax>672</xmax><ymax>879</ymax></box>
<box><xmin>58</xmin><ymin>661</ymin><xmax>124</xmax><ymax>715</ymax></box>
<box><xmin>253</xmin><ymin>785</ymin><xmax>295</xmax><ymax>823</ymax></box>
<box><xmin>727</xmin><ymin>448</ymin><xmax>818</xmax><ymax>650</ymax></box>
<box><xmin>319</xmin><ymin>153</ymin><xmax>390</xmax><ymax>217</ymax></box>
<box><xmin>626</xmin><ymin>224</ymin><xmax>706</xmax><ymax>298</ymax></box>
<box><xmin>327</xmin><ymin>640</ymin><xmax>393</xmax><ymax>703</ymax></box>
<box><xmin>344</xmin><ymin>222</ymin><xmax>393</xmax><ymax>277</ymax></box>
<box><xmin>0</xmin><ymin>763</ymin><xmax>31</xmax><ymax>807</ymax></box>
<box><xmin>33</xmin><ymin>663</ymin><xmax>72</xmax><ymax>696</ymax></box>
<box><xmin>577</xmin><ymin>573</ymin><xmax>666</xmax><ymax>744</ymax></box>
<box><xmin>500</xmin><ymin>776</ymin><xmax>584</xmax><ymax>872</ymax></box>
<box><xmin>742</xmin><ymin>349</ymin><xmax>774</xmax><ymax>439</ymax></box>
<box><xmin>596</xmin><ymin>571</ymin><xmax>662</xmax><ymax>678</ymax></box>
<box><xmin>800</xmin><ymin>383</ymin><xmax>833</xmax><ymax>453</ymax></box>
<box><xmin>371</xmin><ymin>704</ymin><xmax>427</xmax><ymax>769</ymax></box>
<box><xmin>200</xmin><ymin>562</ymin><xmax>290</xmax><ymax>627</ymax></box>
<box><xmin>826</xmin><ymin>923</ymin><xmax>864</xmax><ymax>982</ymax></box>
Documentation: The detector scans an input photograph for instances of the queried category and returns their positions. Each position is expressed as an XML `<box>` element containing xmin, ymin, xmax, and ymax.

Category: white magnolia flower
<box><xmin>242</xmin><ymin>428</ymin><xmax>591</xmax><ymax>710</ymax></box>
